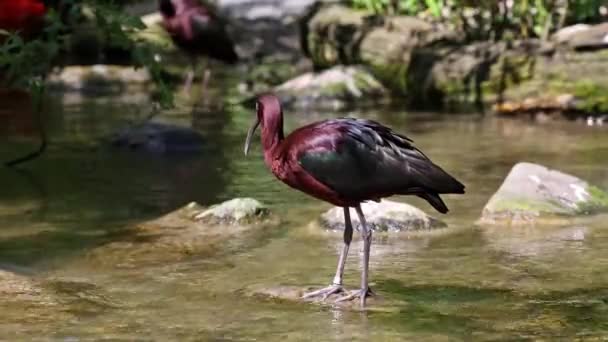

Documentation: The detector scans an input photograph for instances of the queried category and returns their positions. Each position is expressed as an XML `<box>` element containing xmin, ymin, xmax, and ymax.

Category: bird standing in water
<box><xmin>158</xmin><ymin>0</ymin><xmax>238</xmax><ymax>96</ymax></box>
<box><xmin>244</xmin><ymin>94</ymin><xmax>465</xmax><ymax>307</ymax></box>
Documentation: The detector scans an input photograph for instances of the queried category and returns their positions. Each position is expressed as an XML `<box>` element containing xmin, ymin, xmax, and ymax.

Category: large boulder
<box><xmin>318</xmin><ymin>199</ymin><xmax>447</xmax><ymax>233</ymax></box>
<box><xmin>552</xmin><ymin>23</ymin><xmax>608</xmax><ymax>51</ymax></box>
<box><xmin>218</xmin><ymin>0</ymin><xmax>317</xmax><ymax>20</ymax></box>
<box><xmin>488</xmin><ymin>43</ymin><xmax>608</xmax><ymax>121</ymax></box>
<box><xmin>301</xmin><ymin>4</ymin><xmax>608</xmax><ymax>118</ymax></box>
<box><xmin>479</xmin><ymin>162</ymin><xmax>608</xmax><ymax>225</ymax></box>
<box><xmin>301</xmin><ymin>3</ymin><xmax>465</xmax><ymax>104</ymax></box>
<box><xmin>274</xmin><ymin>65</ymin><xmax>389</xmax><ymax>110</ymax></box>
<box><xmin>86</xmin><ymin>198</ymin><xmax>277</xmax><ymax>267</ymax></box>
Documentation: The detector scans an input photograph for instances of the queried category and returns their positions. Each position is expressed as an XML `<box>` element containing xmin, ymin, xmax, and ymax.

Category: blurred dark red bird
<box><xmin>244</xmin><ymin>94</ymin><xmax>465</xmax><ymax>307</ymax></box>
<box><xmin>158</xmin><ymin>0</ymin><xmax>238</xmax><ymax>96</ymax></box>
<box><xmin>0</xmin><ymin>0</ymin><xmax>46</xmax><ymax>39</ymax></box>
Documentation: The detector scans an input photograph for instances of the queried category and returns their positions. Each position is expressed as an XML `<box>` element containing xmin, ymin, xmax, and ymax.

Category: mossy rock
<box><xmin>274</xmin><ymin>65</ymin><xmax>389</xmax><ymax>110</ymax></box>
<box><xmin>487</xmin><ymin>49</ymin><xmax>608</xmax><ymax>118</ymax></box>
<box><xmin>479</xmin><ymin>162</ymin><xmax>608</xmax><ymax>226</ymax></box>
<box><xmin>304</xmin><ymin>4</ymin><xmax>370</xmax><ymax>68</ymax></box>
<box><xmin>85</xmin><ymin>198</ymin><xmax>277</xmax><ymax>268</ymax></box>
<box><xmin>193</xmin><ymin>198</ymin><xmax>270</xmax><ymax>225</ymax></box>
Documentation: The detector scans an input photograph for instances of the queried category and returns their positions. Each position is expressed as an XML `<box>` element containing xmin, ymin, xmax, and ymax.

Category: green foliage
<box><xmin>349</xmin><ymin>0</ymin><xmax>607</xmax><ymax>41</ymax></box>
<box><xmin>0</xmin><ymin>0</ymin><xmax>174</xmax><ymax>109</ymax></box>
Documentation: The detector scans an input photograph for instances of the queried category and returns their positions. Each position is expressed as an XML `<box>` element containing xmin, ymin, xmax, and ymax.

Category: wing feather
<box><xmin>297</xmin><ymin>118</ymin><xmax>464</xmax><ymax>202</ymax></box>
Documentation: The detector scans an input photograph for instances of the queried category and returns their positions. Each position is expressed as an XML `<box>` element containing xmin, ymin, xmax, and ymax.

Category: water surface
<box><xmin>1</xmin><ymin>89</ymin><xmax>607</xmax><ymax>340</ymax></box>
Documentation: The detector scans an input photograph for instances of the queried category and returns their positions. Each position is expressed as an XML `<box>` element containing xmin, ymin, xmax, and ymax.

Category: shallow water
<box><xmin>1</xmin><ymin>89</ymin><xmax>608</xmax><ymax>340</ymax></box>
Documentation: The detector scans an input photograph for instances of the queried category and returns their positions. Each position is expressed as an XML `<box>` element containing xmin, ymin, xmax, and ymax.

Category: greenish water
<box><xmin>1</xmin><ymin>91</ymin><xmax>608</xmax><ymax>340</ymax></box>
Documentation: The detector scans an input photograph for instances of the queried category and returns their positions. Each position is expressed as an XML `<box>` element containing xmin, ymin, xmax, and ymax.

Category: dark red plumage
<box><xmin>158</xmin><ymin>0</ymin><xmax>238</xmax><ymax>64</ymax></box>
<box><xmin>244</xmin><ymin>94</ymin><xmax>465</xmax><ymax>307</ymax></box>
<box><xmin>244</xmin><ymin>94</ymin><xmax>465</xmax><ymax>213</ymax></box>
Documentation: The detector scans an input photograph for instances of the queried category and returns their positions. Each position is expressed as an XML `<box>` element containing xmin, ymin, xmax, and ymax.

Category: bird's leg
<box><xmin>182</xmin><ymin>57</ymin><xmax>197</xmax><ymax>96</ymax></box>
<box><xmin>200</xmin><ymin>58</ymin><xmax>210</xmax><ymax>104</ymax></box>
<box><xmin>301</xmin><ymin>207</ymin><xmax>353</xmax><ymax>301</ymax></box>
<box><xmin>336</xmin><ymin>205</ymin><xmax>373</xmax><ymax>307</ymax></box>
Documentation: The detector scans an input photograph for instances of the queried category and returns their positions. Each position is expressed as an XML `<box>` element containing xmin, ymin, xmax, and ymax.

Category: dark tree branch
<box><xmin>5</xmin><ymin>85</ymin><xmax>47</xmax><ymax>168</ymax></box>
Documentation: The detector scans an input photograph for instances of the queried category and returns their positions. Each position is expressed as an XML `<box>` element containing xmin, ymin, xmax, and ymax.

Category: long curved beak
<box><xmin>243</xmin><ymin>118</ymin><xmax>260</xmax><ymax>156</ymax></box>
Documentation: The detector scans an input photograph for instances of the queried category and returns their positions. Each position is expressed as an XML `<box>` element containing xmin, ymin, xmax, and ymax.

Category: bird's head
<box><xmin>244</xmin><ymin>93</ymin><xmax>282</xmax><ymax>156</ymax></box>
<box><xmin>158</xmin><ymin>0</ymin><xmax>175</xmax><ymax>17</ymax></box>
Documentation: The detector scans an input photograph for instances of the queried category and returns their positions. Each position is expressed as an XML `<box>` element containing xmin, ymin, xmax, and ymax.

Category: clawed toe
<box><xmin>335</xmin><ymin>287</ymin><xmax>374</xmax><ymax>307</ymax></box>
<box><xmin>301</xmin><ymin>284</ymin><xmax>345</xmax><ymax>301</ymax></box>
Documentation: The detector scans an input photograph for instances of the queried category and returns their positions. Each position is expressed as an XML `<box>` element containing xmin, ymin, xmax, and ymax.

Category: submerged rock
<box><xmin>275</xmin><ymin>65</ymin><xmax>388</xmax><ymax>110</ymax></box>
<box><xmin>0</xmin><ymin>269</ymin><xmax>72</xmax><ymax>324</ymax></box>
<box><xmin>318</xmin><ymin>200</ymin><xmax>447</xmax><ymax>233</ymax></box>
<box><xmin>86</xmin><ymin>198</ymin><xmax>277</xmax><ymax>268</ymax></box>
<box><xmin>194</xmin><ymin>197</ymin><xmax>269</xmax><ymax>224</ymax></box>
<box><xmin>47</xmin><ymin>65</ymin><xmax>152</xmax><ymax>93</ymax></box>
<box><xmin>0</xmin><ymin>270</ymin><xmax>48</xmax><ymax>304</ymax></box>
<box><xmin>109</xmin><ymin>122</ymin><xmax>204</xmax><ymax>154</ymax></box>
<box><xmin>479</xmin><ymin>162</ymin><xmax>608</xmax><ymax>225</ymax></box>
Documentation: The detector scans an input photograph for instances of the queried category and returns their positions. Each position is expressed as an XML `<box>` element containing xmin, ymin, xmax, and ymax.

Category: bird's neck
<box><xmin>261</xmin><ymin>117</ymin><xmax>284</xmax><ymax>160</ymax></box>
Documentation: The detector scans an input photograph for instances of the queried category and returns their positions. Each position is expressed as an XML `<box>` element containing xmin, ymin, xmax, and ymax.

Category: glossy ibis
<box><xmin>158</xmin><ymin>0</ymin><xmax>238</xmax><ymax>96</ymax></box>
<box><xmin>244</xmin><ymin>94</ymin><xmax>465</xmax><ymax>307</ymax></box>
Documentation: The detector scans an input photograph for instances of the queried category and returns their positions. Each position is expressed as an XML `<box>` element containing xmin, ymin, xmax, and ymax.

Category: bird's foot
<box><xmin>335</xmin><ymin>287</ymin><xmax>374</xmax><ymax>307</ymax></box>
<box><xmin>301</xmin><ymin>284</ymin><xmax>346</xmax><ymax>301</ymax></box>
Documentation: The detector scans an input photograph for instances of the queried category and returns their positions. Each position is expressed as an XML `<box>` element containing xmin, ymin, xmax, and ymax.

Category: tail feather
<box><xmin>417</xmin><ymin>192</ymin><xmax>449</xmax><ymax>214</ymax></box>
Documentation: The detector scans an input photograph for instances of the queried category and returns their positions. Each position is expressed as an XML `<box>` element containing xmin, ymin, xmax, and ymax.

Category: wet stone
<box><xmin>86</xmin><ymin>198</ymin><xmax>276</xmax><ymax>268</ymax></box>
<box><xmin>0</xmin><ymin>270</ymin><xmax>71</xmax><ymax>324</ymax></box>
<box><xmin>0</xmin><ymin>270</ymin><xmax>50</xmax><ymax>304</ymax></box>
<box><xmin>194</xmin><ymin>198</ymin><xmax>270</xmax><ymax>225</ymax></box>
<box><xmin>47</xmin><ymin>65</ymin><xmax>152</xmax><ymax>93</ymax></box>
<box><xmin>553</xmin><ymin>22</ymin><xmax>608</xmax><ymax>51</ymax></box>
<box><xmin>274</xmin><ymin>65</ymin><xmax>389</xmax><ymax>111</ymax></box>
<box><xmin>479</xmin><ymin>162</ymin><xmax>608</xmax><ymax>226</ymax></box>
<box><xmin>318</xmin><ymin>200</ymin><xmax>447</xmax><ymax>233</ymax></box>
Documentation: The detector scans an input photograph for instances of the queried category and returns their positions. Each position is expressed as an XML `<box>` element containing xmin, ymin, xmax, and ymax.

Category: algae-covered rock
<box><xmin>486</xmin><ymin>46</ymin><xmax>608</xmax><ymax>120</ymax></box>
<box><xmin>194</xmin><ymin>197</ymin><xmax>270</xmax><ymax>224</ymax></box>
<box><xmin>479</xmin><ymin>162</ymin><xmax>608</xmax><ymax>225</ymax></box>
<box><xmin>303</xmin><ymin>4</ymin><xmax>370</xmax><ymax>68</ymax></box>
<box><xmin>318</xmin><ymin>200</ymin><xmax>447</xmax><ymax>232</ymax></box>
<box><xmin>301</xmin><ymin>4</ymin><xmax>608</xmax><ymax>116</ymax></box>
<box><xmin>86</xmin><ymin>198</ymin><xmax>276</xmax><ymax>268</ymax></box>
<box><xmin>275</xmin><ymin>65</ymin><xmax>388</xmax><ymax>110</ymax></box>
<box><xmin>302</xmin><ymin>4</ymin><xmax>461</xmax><ymax>98</ymax></box>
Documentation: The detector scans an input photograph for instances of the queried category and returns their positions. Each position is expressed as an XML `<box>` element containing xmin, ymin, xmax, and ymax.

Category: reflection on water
<box><xmin>0</xmin><ymin>89</ymin><xmax>607</xmax><ymax>340</ymax></box>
